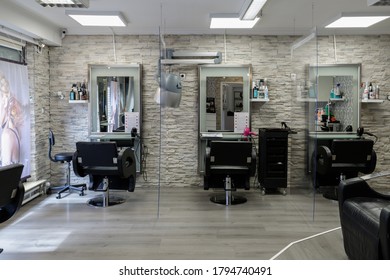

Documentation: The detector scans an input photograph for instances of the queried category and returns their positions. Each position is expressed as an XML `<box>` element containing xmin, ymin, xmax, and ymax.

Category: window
<box><xmin>0</xmin><ymin>36</ymin><xmax>26</xmax><ymax>64</ymax></box>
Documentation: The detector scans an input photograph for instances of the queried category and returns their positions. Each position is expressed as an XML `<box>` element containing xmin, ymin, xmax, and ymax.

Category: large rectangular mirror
<box><xmin>89</xmin><ymin>64</ymin><xmax>142</xmax><ymax>134</ymax></box>
<box><xmin>198</xmin><ymin>64</ymin><xmax>252</xmax><ymax>174</ymax></box>
<box><xmin>88</xmin><ymin>64</ymin><xmax>142</xmax><ymax>172</ymax></box>
<box><xmin>95</xmin><ymin>76</ymin><xmax>134</xmax><ymax>132</ymax></box>
<box><xmin>205</xmin><ymin>79</ymin><xmax>243</xmax><ymax>131</ymax></box>
<box><xmin>307</xmin><ymin>64</ymin><xmax>361</xmax><ymax>174</ymax></box>
<box><xmin>199</xmin><ymin>65</ymin><xmax>251</xmax><ymax>133</ymax></box>
<box><xmin>308</xmin><ymin>64</ymin><xmax>361</xmax><ymax>131</ymax></box>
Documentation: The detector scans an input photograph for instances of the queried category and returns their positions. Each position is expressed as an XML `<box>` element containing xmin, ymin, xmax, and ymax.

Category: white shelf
<box><xmin>297</xmin><ymin>98</ymin><xmax>316</xmax><ymax>102</ymax></box>
<box><xmin>329</xmin><ymin>97</ymin><xmax>345</xmax><ymax>102</ymax></box>
<box><xmin>69</xmin><ymin>100</ymin><xmax>88</xmax><ymax>104</ymax></box>
<box><xmin>361</xmin><ymin>99</ymin><xmax>384</xmax><ymax>104</ymax></box>
<box><xmin>251</xmin><ymin>98</ymin><xmax>269</xmax><ymax>102</ymax></box>
<box><xmin>297</xmin><ymin>97</ymin><xmax>345</xmax><ymax>102</ymax></box>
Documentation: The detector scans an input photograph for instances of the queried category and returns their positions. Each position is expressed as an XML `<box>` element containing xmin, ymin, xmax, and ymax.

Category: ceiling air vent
<box><xmin>161</xmin><ymin>49</ymin><xmax>222</xmax><ymax>65</ymax></box>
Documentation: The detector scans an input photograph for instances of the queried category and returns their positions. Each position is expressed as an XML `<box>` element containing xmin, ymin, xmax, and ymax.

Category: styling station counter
<box><xmin>307</xmin><ymin>131</ymin><xmax>360</xmax><ymax>174</ymax></box>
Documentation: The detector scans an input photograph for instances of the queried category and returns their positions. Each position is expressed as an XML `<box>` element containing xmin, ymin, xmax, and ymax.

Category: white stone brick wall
<box><xmin>25</xmin><ymin>34</ymin><xmax>390</xmax><ymax>189</ymax></box>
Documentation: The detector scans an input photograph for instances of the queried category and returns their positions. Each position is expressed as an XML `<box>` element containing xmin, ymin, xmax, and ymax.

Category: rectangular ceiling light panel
<box><xmin>210</xmin><ymin>16</ymin><xmax>259</xmax><ymax>29</ymax></box>
<box><xmin>326</xmin><ymin>15</ymin><xmax>390</xmax><ymax>28</ymax></box>
<box><xmin>36</xmin><ymin>0</ymin><xmax>89</xmax><ymax>8</ymax></box>
<box><xmin>240</xmin><ymin>0</ymin><xmax>268</xmax><ymax>20</ymax></box>
<box><xmin>66</xmin><ymin>11</ymin><xmax>127</xmax><ymax>26</ymax></box>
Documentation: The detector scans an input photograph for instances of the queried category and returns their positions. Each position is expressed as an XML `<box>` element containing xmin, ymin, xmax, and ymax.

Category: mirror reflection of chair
<box><xmin>204</xmin><ymin>141</ymin><xmax>256</xmax><ymax>205</ymax></box>
<box><xmin>47</xmin><ymin>129</ymin><xmax>86</xmax><ymax>199</ymax></box>
<box><xmin>314</xmin><ymin>138</ymin><xmax>377</xmax><ymax>200</ymax></box>
<box><xmin>338</xmin><ymin>174</ymin><xmax>390</xmax><ymax>259</ymax></box>
<box><xmin>0</xmin><ymin>163</ymin><xmax>24</xmax><ymax>254</ymax></box>
<box><xmin>73</xmin><ymin>141</ymin><xmax>136</xmax><ymax>207</ymax></box>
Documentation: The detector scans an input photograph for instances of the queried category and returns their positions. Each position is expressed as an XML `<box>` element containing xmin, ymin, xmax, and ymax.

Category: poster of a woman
<box><xmin>0</xmin><ymin>76</ymin><xmax>22</xmax><ymax>164</ymax></box>
<box><xmin>0</xmin><ymin>61</ymin><xmax>30</xmax><ymax>179</ymax></box>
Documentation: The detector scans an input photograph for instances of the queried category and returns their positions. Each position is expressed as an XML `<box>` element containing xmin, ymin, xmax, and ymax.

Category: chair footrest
<box><xmin>95</xmin><ymin>179</ymin><xmax>109</xmax><ymax>192</ymax></box>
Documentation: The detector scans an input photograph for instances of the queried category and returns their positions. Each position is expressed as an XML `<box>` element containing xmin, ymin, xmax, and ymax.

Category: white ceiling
<box><xmin>2</xmin><ymin>0</ymin><xmax>390</xmax><ymax>46</ymax></box>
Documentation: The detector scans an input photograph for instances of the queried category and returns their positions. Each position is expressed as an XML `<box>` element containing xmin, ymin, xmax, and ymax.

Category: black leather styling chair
<box><xmin>73</xmin><ymin>141</ymin><xmax>136</xmax><ymax>207</ymax></box>
<box><xmin>0</xmin><ymin>163</ymin><xmax>24</xmax><ymax>254</ymax></box>
<box><xmin>47</xmin><ymin>129</ymin><xmax>86</xmax><ymax>199</ymax></box>
<box><xmin>338</xmin><ymin>174</ymin><xmax>390</xmax><ymax>259</ymax></box>
<box><xmin>314</xmin><ymin>138</ymin><xmax>376</xmax><ymax>200</ymax></box>
<box><xmin>204</xmin><ymin>141</ymin><xmax>256</xmax><ymax>205</ymax></box>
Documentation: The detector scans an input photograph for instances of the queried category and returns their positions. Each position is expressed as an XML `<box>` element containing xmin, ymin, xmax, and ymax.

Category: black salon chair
<box><xmin>204</xmin><ymin>141</ymin><xmax>256</xmax><ymax>205</ymax></box>
<box><xmin>338</xmin><ymin>174</ymin><xmax>390</xmax><ymax>259</ymax></box>
<box><xmin>47</xmin><ymin>129</ymin><xmax>86</xmax><ymax>199</ymax></box>
<box><xmin>0</xmin><ymin>164</ymin><xmax>25</xmax><ymax>254</ymax></box>
<box><xmin>73</xmin><ymin>141</ymin><xmax>136</xmax><ymax>207</ymax></box>
<box><xmin>314</xmin><ymin>138</ymin><xmax>376</xmax><ymax>200</ymax></box>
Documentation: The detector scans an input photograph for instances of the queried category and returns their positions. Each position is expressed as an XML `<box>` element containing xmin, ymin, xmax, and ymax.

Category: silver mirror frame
<box><xmin>88</xmin><ymin>64</ymin><xmax>142</xmax><ymax>172</ymax></box>
<box><xmin>198</xmin><ymin>64</ymin><xmax>252</xmax><ymax>133</ymax></box>
<box><xmin>198</xmin><ymin>64</ymin><xmax>252</xmax><ymax>174</ymax></box>
<box><xmin>308</xmin><ymin>63</ymin><xmax>361</xmax><ymax>131</ymax></box>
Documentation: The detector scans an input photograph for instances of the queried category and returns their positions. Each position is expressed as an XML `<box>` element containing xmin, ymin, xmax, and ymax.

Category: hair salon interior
<box><xmin>1</xmin><ymin>0</ymin><xmax>390</xmax><ymax>260</ymax></box>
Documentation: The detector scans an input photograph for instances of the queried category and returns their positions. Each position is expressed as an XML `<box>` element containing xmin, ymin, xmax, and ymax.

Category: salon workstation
<box><xmin>1</xmin><ymin>0</ymin><xmax>390</xmax><ymax>266</ymax></box>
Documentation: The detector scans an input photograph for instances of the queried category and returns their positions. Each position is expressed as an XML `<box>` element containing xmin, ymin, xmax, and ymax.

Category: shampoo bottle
<box><xmin>369</xmin><ymin>82</ymin><xmax>375</xmax><ymax>99</ymax></box>
<box><xmin>362</xmin><ymin>83</ymin><xmax>369</xmax><ymax>100</ymax></box>
<box><xmin>253</xmin><ymin>82</ymin><xmax>258</xmax><ymax>99</ymax></box>
<box><xmin>375</xmin><ymin>85</ymin><xmax>380</xmax><ymax>99</ymax></box>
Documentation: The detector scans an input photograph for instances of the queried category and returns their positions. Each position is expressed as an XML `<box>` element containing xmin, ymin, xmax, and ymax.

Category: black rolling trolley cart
<box><xmin>258</xmin><ymin>123</ymin><xmax>296</xmax><ymax>195</ymax></box>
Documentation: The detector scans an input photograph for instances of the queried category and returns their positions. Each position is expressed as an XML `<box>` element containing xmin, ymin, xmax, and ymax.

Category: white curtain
<box><xmin>0</xmin><ymin>61</ymin><xmax>30</xmax><ymax>179</ymax></box>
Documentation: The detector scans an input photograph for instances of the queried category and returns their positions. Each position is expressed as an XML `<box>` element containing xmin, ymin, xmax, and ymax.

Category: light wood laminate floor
<box><xmin>0</xmin><ymin>186</ymin><xmax>347</xmax><ymax>260</ymax></box>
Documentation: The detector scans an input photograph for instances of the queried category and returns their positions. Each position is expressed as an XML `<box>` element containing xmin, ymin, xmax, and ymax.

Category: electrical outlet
<box><xmin>290</xmin><ymin>73</ymin><xmax>296</xmax><ymax>81</ymax></box>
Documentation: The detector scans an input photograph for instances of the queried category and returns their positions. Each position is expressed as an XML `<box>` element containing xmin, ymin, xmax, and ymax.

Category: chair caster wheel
<box><xmin>56</xmin><ymin>195</ymin><xmax>61</xmax><ymax>199</ymax></box>
<box><xmin>261</xmin><ymin>189</ymin><xmax>266</xmax><ymax>196</ymax></box>
<box><xmin>282</xmin><ymin>189</ymin><xmax>287</xmax><ymax>196</ymax></box>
